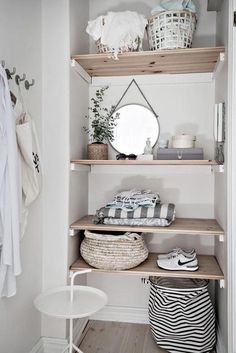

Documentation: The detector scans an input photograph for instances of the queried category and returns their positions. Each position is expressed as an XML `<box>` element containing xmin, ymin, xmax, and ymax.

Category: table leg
<box><xmin>73</xmin><ymin>343</ymin><xmax>84</xmax><ymax>353</ymax></box>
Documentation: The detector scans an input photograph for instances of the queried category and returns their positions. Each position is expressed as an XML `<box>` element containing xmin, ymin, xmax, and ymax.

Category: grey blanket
<box><xmin>94</xmin><ymin>203</ymin><xmax>175</xmax><ymax>224</ymax></box>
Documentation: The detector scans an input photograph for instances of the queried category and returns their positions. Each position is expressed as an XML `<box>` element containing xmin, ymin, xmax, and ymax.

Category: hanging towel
<box><xmin>0</xmin><ymin>65</ymin><xmax>21</xmax><ymax>298</ymax></box>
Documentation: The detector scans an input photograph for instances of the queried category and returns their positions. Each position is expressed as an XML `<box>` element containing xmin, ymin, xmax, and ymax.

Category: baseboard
<box><xmin>28</xmin><ymin>319</ymin><xmax>88</xmax><ymax>353</ymax></box>
<box><xmin>90</xmin><ymin>305</ymin><xmax>149</xmax><ymax>324</ymax></box>
<box><xmin>29</xmin><ymin>339</ymin><xmax>44</xmax><ymax>353</ymax></box>
<box><xmin>216</xmin><ymin>325</ymin><xmax>226</xmax><ymax>353</ymax></box>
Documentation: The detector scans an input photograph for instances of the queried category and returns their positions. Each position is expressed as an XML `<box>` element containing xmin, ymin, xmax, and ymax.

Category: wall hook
<box><xmin>15</xmin><ymin>73</ymin><xmax>26</xmax><ymax>85</ymax></box>
<box><xmin>5</xmin><ymin>67</ymin><xmax>16</xmax><ymax>80</ymax></box>
<box><xmin>6</xmin><ymin>67</ymin><xmax>16</xmax><ymax>76</ymax></box>
<box><xmin>1</xmin><ymin>60</ymin><xmax>5</xmax><ymax>68</ymax></box>
<box><xmin>25</xmin><ymin>79</ymin><xmax>35</xmax><ymax>90</ymax></box>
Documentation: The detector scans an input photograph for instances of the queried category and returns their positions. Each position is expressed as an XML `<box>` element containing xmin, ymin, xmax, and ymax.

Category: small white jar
<box><xmin>172</xmin><ymin>134</ymin><xmax>196</xmax><ymax>148</ymax></box>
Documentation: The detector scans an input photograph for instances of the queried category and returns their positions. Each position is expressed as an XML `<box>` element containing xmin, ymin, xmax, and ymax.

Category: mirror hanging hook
<box><xmin>15</xmin><ymin>73</ymin><xmax>26</xmax><ymax>85</ymax></box>
<box><xmin>25</xmin><ymin>79</ymin><xmax>35</xmax><ymax>90</ymax></box>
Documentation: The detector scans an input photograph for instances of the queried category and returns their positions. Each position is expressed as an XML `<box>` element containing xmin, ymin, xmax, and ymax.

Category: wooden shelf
<box><xmin>71</xmin><ymin>159</ymin><xmax>218</xmax><ymax>166</ymax></box>
<box><xmin>70</xmin><ymin>215</ymin><xmax>224</xmax><ymax>236</ymax></box>
<box><xmin>70</xmin><ymin>253</ymin><xmax>224</xmax><ymax>280</ymax></box>
<box><xmin>72</xmin><ymin>47</ymin><xmax>225</xmax><ymax>77</ymax></box>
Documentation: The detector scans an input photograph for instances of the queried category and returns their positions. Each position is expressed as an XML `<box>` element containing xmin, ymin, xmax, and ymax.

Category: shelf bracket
<box><xmin>213</xmin><ymin>52</ymin><xmax>225</xmax><ymax>79</ymax></box>
<box><xmin>71</xmin><ymin>59</ymin><xmax>92</xmax><ymax>84</ymax></box>
<box><xmin>218</xmin><ymin>234</ymin><xmax>224</xmax><ymax>242</ymax></box>
<box><xmin>69</xmin><ymin>229</ymin><xmax>79</xmax><ymax>237</ymax></box>
<box><xmin>70</xmin><ymin>163</ymin><xmax>91</xmax><ymax>172</ymax></box>
<box><xmin>211</xmin><ymin>164</ymin><xmax>224</xmax><ymax>173</ymax></box>
<box><xmin>219</xmin><ymin>279</ymin><xmax>225</xmax><ymax>289</ymax></box>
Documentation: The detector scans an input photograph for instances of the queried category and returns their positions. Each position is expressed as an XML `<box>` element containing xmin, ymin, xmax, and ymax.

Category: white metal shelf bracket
<box><xmin>219</xmin><ymin>279</ymin><xmax>225</xmax><ymax>289</ymax></box>
<box><xmin>219</xmin><ymin>234</ymin><xmax>224</xmax><ymax>242</ymax></box>
<box><xmin>71</xmin><ymin>59</ymin><xmax>92</xmax><ymax>84</ymax></box>
<box><xmin>69</xmin><ymin>229</ymin><xmax>79</xmax><ymax>237</ymax></box>
<box><xmin>213</xmin><ymin>52</ymin><xmax>225</xmax><ymax>79</ymax></box>
<box><xmin>211</xmin><ymin>164</ymin><xmax>225</xmax><ymax>173</ymax></box>
<box><xmin>70</xmin><ymin>163</ymin><xmax>91</xmax><ymax>172</ymax></box>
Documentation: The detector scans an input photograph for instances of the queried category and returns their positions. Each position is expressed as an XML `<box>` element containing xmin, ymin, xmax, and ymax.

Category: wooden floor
<box><xmin>79</xmin><ymin>321</ymin><xmax>215</xmax><ymax>353</ymax></box>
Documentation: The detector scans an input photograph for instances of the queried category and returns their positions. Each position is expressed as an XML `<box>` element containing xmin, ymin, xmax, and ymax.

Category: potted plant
<box><xmin>83</xmin><ymin>86</ymin><xmax>119</xmax><ymax>160</ymax></box>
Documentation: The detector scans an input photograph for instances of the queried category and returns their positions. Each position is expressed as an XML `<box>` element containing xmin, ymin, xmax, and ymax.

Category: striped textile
<box><xmin>94</xmin><ymin>203</ymin><xmax>175</xmax><ymax>224</ymax></box>
<box><xmin>149</xmin><ymin>277</ymin><xmax>216</xmax><ymax>353</ymax></box>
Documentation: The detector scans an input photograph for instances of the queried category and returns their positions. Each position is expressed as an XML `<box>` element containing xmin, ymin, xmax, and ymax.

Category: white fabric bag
<box><xmin>15</xmin><ymin>87</ymin><xmax>42</xmax><ymax>209</ymax></box>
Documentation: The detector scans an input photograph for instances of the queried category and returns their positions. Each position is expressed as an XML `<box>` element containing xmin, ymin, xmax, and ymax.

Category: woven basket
<box><xmin>147</xmin><ymin>10</ymin><xmax>197</xmax><ymax>50</ymax></box>
<box><xmin>80</xmin><ymin>230</ymin><xmax>149</xmax><ymax>270</ymax></box>
<box><xmin>96</xmin><ymin>17</ymin><xmax>142</xmax><ymax>54</ymax></box>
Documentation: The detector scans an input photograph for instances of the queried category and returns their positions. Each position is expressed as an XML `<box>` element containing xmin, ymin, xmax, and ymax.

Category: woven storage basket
<box><xmin>96</xmin><ymin>17</ymin><xmax>142</xmax><ymax>54</ymax></box>
<box><xmin>80</xmin><ymin>230</ymin><xmax>148</xmax><ymax>270</ymax></box>
<box><xmin>147</xmin><ymin>10</ymin><xmax>197</xmax><ymax>50</ymax></box>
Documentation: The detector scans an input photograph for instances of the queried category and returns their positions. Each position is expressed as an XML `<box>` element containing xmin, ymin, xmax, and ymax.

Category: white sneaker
<box><xmin>158</xmin><ymin>248</ymin><xmax>196</xmax><ymax>260</ymax></box>
<box><xmin>157</xmin><ymin>253</ymin><xmax>198</xmax><ymax>271</ymax></box>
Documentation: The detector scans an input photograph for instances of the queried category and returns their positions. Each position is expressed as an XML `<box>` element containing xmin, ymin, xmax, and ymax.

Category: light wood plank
<box><xmin>72</xmin><ymin>47</ymin><xmax>225</xmax><ymax>77</ymax></box>
<box><xmin>70</xmin><ymin>253</ymin><xmax>224</xmax><ymax>280</ymax></box>
<box><xmin>78</xmin><ymin>321</ymin><xmax>215</xmax><ymax>353</ymax></box>
<box><xmin>79</xmin><ymin>321</ymin><xmax>166</xmax><ymax>353</ymax></box>
<box><xmin>71</xmin><ymin>159</ymin><xmax>217</xmax><ymax>166</ymax></box>
<box><xmin>70</xmin><ymin>215</ymin><xmax>224</xmax><ymax>236</ymax></box>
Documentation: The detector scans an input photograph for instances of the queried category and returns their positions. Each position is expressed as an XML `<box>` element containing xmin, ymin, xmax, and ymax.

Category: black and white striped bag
<box><xmin>149</xmin><ymin>277</ymin><xmax>216</xmax><ymax>353</ymax></box>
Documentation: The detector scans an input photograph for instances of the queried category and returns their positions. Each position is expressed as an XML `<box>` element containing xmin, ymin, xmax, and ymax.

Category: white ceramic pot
<box><xmin>172</xmin><ymin>134</ymin><xmax>196</xmax><ymax>148</ymax></box>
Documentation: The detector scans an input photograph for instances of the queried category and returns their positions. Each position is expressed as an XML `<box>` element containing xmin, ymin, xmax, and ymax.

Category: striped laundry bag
<box><xmin>149</xmin><ymin>277</ymin><xmax>216</xmax><ymax>353</ymax></box>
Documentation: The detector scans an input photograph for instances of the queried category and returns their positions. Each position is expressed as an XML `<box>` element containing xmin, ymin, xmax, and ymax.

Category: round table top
<box><xmin>34</xmin><ymin>285</ymin><xmax>107</xmax><ymax>319</ymax></box>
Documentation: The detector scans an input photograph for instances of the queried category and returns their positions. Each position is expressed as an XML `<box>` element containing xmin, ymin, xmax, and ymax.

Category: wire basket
<box><xmin>80</xmin><ymin>230</ymin><xmax>148</xmax><ymax>270</ymax></box>
<box><xmin>147</xmin><ymin>10</ymin><xmax>197</xmax><ymax>50</ymax></box>
<box><xmin>96</xmin><ymin>17</ymin><xmax>143</xmax><ymax>54</ymax></box>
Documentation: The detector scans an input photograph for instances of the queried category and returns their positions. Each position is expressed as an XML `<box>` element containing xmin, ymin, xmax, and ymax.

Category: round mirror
<box><xmin>110</xmin><ymin>104</ymin><xmax>160</xmax><ymax>155</ymax></box>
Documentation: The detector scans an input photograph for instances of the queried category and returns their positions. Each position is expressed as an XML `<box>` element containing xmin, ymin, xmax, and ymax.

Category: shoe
<box><xmin>158</xmin><ymin>248</ymin><xmax>196</xmax><ymax>260</ymax></box>
<box><xmin>157</xmin><ymin>253</ymin><xmax>198</xmax><ymax>271</ymax></box>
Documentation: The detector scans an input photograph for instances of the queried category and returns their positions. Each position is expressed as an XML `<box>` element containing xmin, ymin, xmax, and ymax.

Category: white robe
<box><xmin>0</xmin><ymin>65</ymin><xmax>21</xmax><ymax>297</ymax></box>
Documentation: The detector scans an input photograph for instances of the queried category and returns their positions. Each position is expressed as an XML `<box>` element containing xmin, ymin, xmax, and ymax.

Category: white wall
<box><xmin>87</xmin><ymin>78</ymin><xmax>216</xmax><ymax>312</ymax></box>
<box><xmin>41</xmin><ymin>0</ymin><xmax>70</xmax><ymax>339</ymax></box>
<box><xmin>0</xmin><ymin>1</ymin><xmax>43</xmax><ymax>352</ymax></box>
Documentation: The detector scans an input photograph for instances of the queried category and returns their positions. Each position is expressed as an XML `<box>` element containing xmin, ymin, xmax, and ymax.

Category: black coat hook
<box><xmin>25</xmin><ymin>79</ymin><xmax>35</xmax><ymax>90</ymax></box>
<box><xmin>15</xmin><ymin>74</ymin><xmax>26</xmax><ymax>85</ymax></box>
<box><xmin>5</xmin><ymin>67</ymin><xmax>16</xmax><ymax>80</ymax></box>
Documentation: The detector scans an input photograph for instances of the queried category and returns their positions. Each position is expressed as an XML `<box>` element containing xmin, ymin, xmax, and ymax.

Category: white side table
<box><xmin>34</xmin><ymin>270</ymin><xmax>107</xmax><ymax>353</ymax></box>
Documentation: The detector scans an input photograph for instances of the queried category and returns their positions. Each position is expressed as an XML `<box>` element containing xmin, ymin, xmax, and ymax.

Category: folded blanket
<box><xmin>106</xmin><ymin>189</ymin><xmax>160</xmax><ymax>211</ymax></box>
<box><xmin>103</xmin><ymin>217</ymin><xmax>173</xmax><ymax>227</ymax></box>
<box><xmin>94</xmin><ymin>203</ymin><xmax>175</xmax><ymax>224</ymax></box>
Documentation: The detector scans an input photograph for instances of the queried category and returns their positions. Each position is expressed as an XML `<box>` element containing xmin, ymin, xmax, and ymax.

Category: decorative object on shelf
<box><xmin>83</xmin><ymin>86</ymin><xmax>119</xmax><ymax>160</ymax></box>
<box><xmin>172</xmin><ymin>134</ymin><xmax>196</xmax><ymax>148</ymax></box>
<box><xmin>86</xmin><ymin>11</ymin><xmax>147</xmax><ymax>59</ymax></box>
<box><xmin>157</xmin><ymin>137</ymin><xmax>169</xmax><ymax>148</ymax></box>
<box><xmin>137</xmin><ymin>154</ymin><xmax>154</xmax><ymax>160</ymax></box>
<box><xmin>149</xmin><ymin>277</ymin><xmax>216</xmax><ymax>353</ymax></box>
<box><xmin>147</xmin><ymin>9</ymin><xmax>197</xmax><ymax>51</ymax></box>
<box><xmin>214</xmin><ymin>102</ymin><xmax>225</xmax><ymax>165</ymax></box>
<box><xmin>157</xmin><ymin>147</ymin><xmax>203</xmax><ymax>160</ymax></box>
<box><xmin>110</xmin><ymin>79</ymin><xmax>160</xmax><ymax>155</ymax></box>
<box><xmin>144</xmin><ymin>137</ymin><xmax>153</xmax><ymax>154</ymax></box>
<box><xmin>116</xmin><ymin>153</ymin><xmax>137</xmax><ymax>160</ymax></box>
<box><xmin>80</xmin><ymin>230</ymin><xmax>149</xmax><ymax>270</ymax></box>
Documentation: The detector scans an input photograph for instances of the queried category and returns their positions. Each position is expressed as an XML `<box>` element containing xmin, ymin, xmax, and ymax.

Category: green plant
<box><xmin>83</xmin><ymin>86</ymin><xmax>119</xmax><ymax>143</ymax></box>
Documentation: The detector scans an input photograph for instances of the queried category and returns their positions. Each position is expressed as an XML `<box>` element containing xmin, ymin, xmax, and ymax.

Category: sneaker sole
<box><xmin>157</xmin><ymin>264</ymin><xmax>199</xmax><ymax>272</ymax></box>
